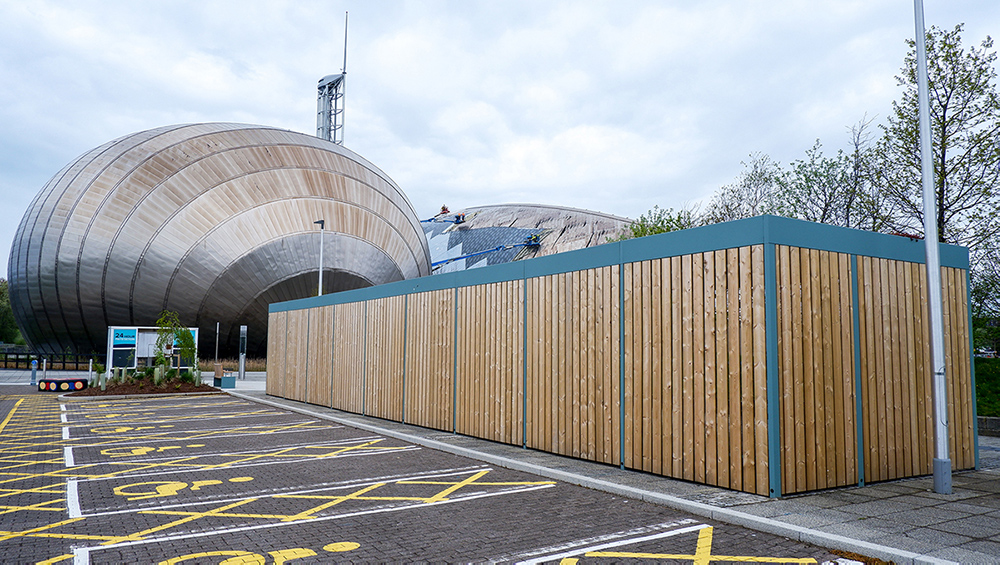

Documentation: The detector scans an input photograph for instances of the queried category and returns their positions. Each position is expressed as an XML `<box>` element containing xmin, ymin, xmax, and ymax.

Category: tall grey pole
<box><xmin>315</xmin><ymin>220</ymin><xmax>325</xmax><ymax>296</ymax></box>
<box><xmin>913</xmin><ymin>0</ymin><xmax>951</xmax><ymax>494</ymax></box>
<box><xmin>214</xmin><ymin>321</ymin><xmax>219</xmax><ymax>364</ymax></box>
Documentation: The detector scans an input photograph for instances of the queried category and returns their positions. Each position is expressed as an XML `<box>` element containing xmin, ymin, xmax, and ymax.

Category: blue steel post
<box><xmin>453</xmin><ymin>287</ymin><xmax>459</xmax><ymax>433</ymax></box>
<box><xmin>522</xmin><ymin>277</ymin><xmax>528</xmax><ymax>448</ymax></box>
<box><xmin>30</xmin><ymin>359</ymin><xmax>37</xmax><ymax>387</ymax></box>
<box><xmin>619</xmin><ymin>255</ymin><xmax>626</xmax><ymax>469</ymax></box>
<box><xmin>968</xmin><ymin>269</ymin><xmax>979</xmax><ymax>469</ymax></box>
<box><xmin>851</xmin><ymin>255</ymin><xmax>866</xmax><ymax>485</ymax></box>
<box><xmin>402</xmin><ymin>295</ymin><xmax>408</xmax><ymax>424</ymax></box>
<box><xmin>763</xmin><ymin>241</ymin><xmax>782</xmax><ymax>498</ymax></box>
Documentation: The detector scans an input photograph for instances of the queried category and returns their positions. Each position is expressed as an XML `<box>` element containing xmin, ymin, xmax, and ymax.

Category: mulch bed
<box><xmin>65</xmin><ymin>380</ymin><xmax>220</xmax><ymax>396</ymax></box>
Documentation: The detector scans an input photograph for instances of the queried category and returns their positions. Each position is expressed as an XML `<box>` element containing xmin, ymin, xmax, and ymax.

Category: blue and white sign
<box><xmin>112</xmin><ymin>328</ymin><xmax>137</xmax><ymax>347</ymax></box>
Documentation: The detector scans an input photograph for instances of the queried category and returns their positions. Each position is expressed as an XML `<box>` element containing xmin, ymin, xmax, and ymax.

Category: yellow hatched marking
<box><xmin>277</xmin><ymin>483</ymin><xmax>391</xmax><ymax>521</ymax></box>
<box><xmin>587</xmin><ymin>526</ymin><xmax>817</xmax><ymax>563</ymax></box>
<box><xmin>113</xmin><ymin>499</ymin><xmax>259</xmax><ymax>543</ymax></box>
<box><xmin>35</xmin><ymin>553</ymin><xmax>74</xmax><ymax>564</ymax></box>
<box><xmin>399</xmin><ymin>470</ymin><xmax>556</xmax><ymax>503</ymax></box>
<box><xmin>0</xmin><ymin>400</ymin><xmax>25</xmax><ymax>434</ymax></box>
<box><xmin>159</xmin><ymin>551</ymin><xmax>262</xmax><ymax>565</ymax></box>
<box><xmin>0</xmin><ymin>483</ymin><xmax>65</xmax><ymax>499</ymax></box>
<box><xmin>0</xmin><ymin>497</ymin><xmax>64</xmax><ymax>514</ymax></box>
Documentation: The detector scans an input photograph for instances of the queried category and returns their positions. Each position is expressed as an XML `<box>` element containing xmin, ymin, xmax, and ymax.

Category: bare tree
<box><xmin>702</xmin><ymin>153</ymin><xmax>783</xmax><ymax>224</ymax></box>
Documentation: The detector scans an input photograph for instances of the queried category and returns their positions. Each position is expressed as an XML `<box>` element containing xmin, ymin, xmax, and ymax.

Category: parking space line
<box><xmin>72</xmin><ymin>481</ymin><xmax>558</xmax><ymax>558</ymax></box>
<box><xmin>516</xmin><ymin>523</ymin><xmax>709</xmax><ymax>565</ymax></box>
<box><xmin>66</xmin><ymin>480</ymin><xmax>81</xmax><ymax>518</ymax></box>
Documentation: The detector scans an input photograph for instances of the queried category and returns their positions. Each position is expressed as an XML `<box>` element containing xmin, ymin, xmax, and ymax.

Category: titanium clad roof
<box><xmin>423</xmin><ymin>203</ymin><xmax>630</xmax><ymax>273</ymax></box>
<box><xmin>8</xmin><ymin>123</ymin><xmax>431</xmax><ymax>356</ymax></box>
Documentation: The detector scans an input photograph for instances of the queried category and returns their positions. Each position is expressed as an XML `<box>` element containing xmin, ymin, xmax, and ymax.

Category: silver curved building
<box><xmin>8</xmin><ymin>123</ymin><xmax>431</xmax><ymax>356</ymax></box>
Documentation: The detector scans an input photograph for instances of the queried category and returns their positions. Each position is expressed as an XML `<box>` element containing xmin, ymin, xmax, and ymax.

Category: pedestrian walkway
<box><xmin>234</xmin><ymin>390</ymin><xmax>1000</xmax><ymax>564</ymax></box>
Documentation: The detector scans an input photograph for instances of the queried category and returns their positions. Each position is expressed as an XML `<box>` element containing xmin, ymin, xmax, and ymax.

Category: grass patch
<box><xmin>977</xmin><ymin>357</ymin><xmax>1000</xmax><ymax>417</ymax></box>
<box><xmin>198</xmin><ymin>357</ymin><xmax>267</xmax><ymax>372</ymax></box>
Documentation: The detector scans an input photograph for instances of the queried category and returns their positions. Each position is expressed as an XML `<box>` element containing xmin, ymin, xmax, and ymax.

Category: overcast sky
<box><xmin>2</xmin><ymin>0</ymin><xmax>998</xmax><ymax>277</ymax></box>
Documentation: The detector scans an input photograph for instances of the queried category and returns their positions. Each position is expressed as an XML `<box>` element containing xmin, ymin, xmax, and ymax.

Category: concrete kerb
<box><xmin>227</xmin><ymin>391</ymin><xmax>957</xmax><ymax>565</ymax></box>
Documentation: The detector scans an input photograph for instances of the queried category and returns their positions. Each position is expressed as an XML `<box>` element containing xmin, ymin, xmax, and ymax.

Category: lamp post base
<box><xmin>933</xmin><ymin>457</ymin><xmax>952</xmax><ymax>494</ymax></box>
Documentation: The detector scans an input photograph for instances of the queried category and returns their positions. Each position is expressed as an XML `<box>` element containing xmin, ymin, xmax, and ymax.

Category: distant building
<box><xmin>7</xmin><ymin>123</ymin><xmax>430</xmax><ymax>357</ymax></box>
<box><xmin>423</xmin><ymin>204</ymin><xmax>629</xmax><ymax>273</ymax></box>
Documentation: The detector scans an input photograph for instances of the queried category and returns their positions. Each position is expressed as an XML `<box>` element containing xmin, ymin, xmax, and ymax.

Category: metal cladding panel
<box><xmin>8</xmin><ymin>123</ymin><xmax>430</xmax><ymax>356</ymax></box>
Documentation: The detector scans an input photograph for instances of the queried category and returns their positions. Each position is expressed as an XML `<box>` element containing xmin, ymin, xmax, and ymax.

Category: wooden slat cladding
<box><xmin>265</xmin><ymin>233</ymin><xmax>976</xmax><ymax>497</ymax></box>
<box><xmin>404</xmin><ymin>289</ymin><xmax>454</xmax><ymax>431</ymax></box>
<box><xmin>456</xmin><ymin>280</ymin><xmax>524</xmax><ymax>445</ymax></box>
<box><xmin>305</xmin><ymin>305</ymin><xmax>334</xmax><ymax>406</ymax></box>
<box><xmin>265</xmin><ymin>310</ymin><xmax>287</xmax><ymax>397</ymax></box>
<box><xmin>943</xmin><ymin>267</ymin><xmax>974</xmax><ymax>470</ymax></box>
<box><xmin>365</xmin><ymin>296</ymin><xmax>406</xmax><ymax>421</ymax></box>
<box><xmin>283</xmin><ymin>309</ymin><xmax>310</xmax><ymax>403</ymax></box>
<box><xmin>332</xmin><ymin>302</ymin><xmax>365</xmax><ymax>413</ymax></box>
<box><xmin>776</xmin><ymin>246</ymin><xmax>856</xmax><ymax>494</ymax></box>
<box><xmin>856</xmin><ymin>258</ymin><xmax>975</xmax><ymax>484</ymax></box>
<box><xmin>526</xmin><ymin>266</ymin><xmax>620</xmax><ymax>465</ymax></box>
<box><xmin>622</xmin><ymin>246</ymin><xmax>769</xmax><ymax>495</ymax></box>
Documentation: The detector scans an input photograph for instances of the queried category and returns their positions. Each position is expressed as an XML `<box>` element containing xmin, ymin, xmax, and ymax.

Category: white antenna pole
<box><xmin>913</xmin><ymin>0</ymin><xmax>951</xmax><ymax>494</ymax></box>
<box><xmin>341</xmin><ymin>12</ymin><xmax>348</xmax><ymax>144</ymax></box>
<box><xmin>343</xmin><ymin>12</ymin><xmax>349</xmax><ymax>74</ymax></box>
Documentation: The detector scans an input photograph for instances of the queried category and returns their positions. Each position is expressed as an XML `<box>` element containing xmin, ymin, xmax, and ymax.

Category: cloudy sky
<box><xmin>2</xmin><ymin>0</ymin><xmax>998</xmax><ymax>276</ymax></box>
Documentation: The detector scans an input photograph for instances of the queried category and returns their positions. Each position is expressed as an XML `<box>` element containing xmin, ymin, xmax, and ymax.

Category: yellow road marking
<box><xmin>35</xmin><ymin>553</ymin><xmax>74</xmax><ymax>564</ymax></box>
<box><xmin>114</xmin><ymin>498</ymin><xmax>259</xmax><ymax>543</ymax></box>
<box><xmin>400</xmin><ymin>470</ymin><xmax>556</xmax><ymax>503</ymax></box>
<box><xmin>159</xmin><ymin>551</ymin><xmax>262</xmax><ymax>564</ymax></box>
<box><xmin>270</xmin><ymin>548</ymin><xmax>317</xmax><ymax>563</ymax></box>
<box><xmin>0</xmin><ymin>399</ymin><xmax>25</xmax><ymax>435</ymax></box>
<box><xmin>0</xmin><ymin>498</ymin><xmax>64</xmax><ymax>514</ymax></box>
<box><xmin>278</xmin><ymin>483</ymin><xmax>387</xmax><ymax>521</ymax></box>
<box><xmin>587</xmin><ymin>526</ymin><xmax>817</xmax><ymax>563</ymax></box>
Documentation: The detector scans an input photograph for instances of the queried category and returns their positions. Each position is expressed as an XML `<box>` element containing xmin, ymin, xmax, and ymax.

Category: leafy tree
<box><xmin>771</xmin><ymin>140</ymin><xmax>850</xmax><ymax>226</ymax></box>
<box><xmin>878</xmin><ymin>24</ymin><xmax>1000</xmax><ymax>247</ymax></box>
<box><xmin>610</xmin><ymin>205</ymin><xmax>700</xmax><ymax>241</ymax></box>
<box><xmin>971</xmin><ymin>238</ymin><xmax>1000</xmax><ymax>353</ymax></box>
<box><xmin>154</xmin><ymin>310</ymin><xmax>197</xmax><ymax>370</ymax></box>
<box><xmin>702</xmin><ymin>153</ymin><xmax>783</xmax><ymax>224</ymax></box>
<box><xmin>0</xmin><ymin>279</ymin><xmax>24</xmax><ymax>345</ymax></box>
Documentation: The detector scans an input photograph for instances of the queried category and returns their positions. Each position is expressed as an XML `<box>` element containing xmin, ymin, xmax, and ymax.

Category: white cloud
<box><xmin>2</xmin><ymin>0</ymin><xmax>1000</xmax><ymax>276</ymax></box>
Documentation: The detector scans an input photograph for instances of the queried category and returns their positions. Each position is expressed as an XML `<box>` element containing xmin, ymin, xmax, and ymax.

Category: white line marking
<box><xmin>62</xmin><ymin>426</ymin><xmax>70</xmax><ymax>440</ymax></box>
<box><xmin>60</xmin><ymin>413</ymin><xmax>68</xmax><ymax>423</ymax></box>
<box><xmin>77</xmin><ymin>465</ymin><xmax>491</xmax><ymax>518</ymax></box>
<box><xmin>63</xmin><ymin>446</ymin><xmax>75</xmax><ymax>467</ymax></box>
<box><xmin>60</xmin><ymin>404</ymin><xmax>66</xmax><ymax>411</ymax></box>
<box><xmin>503</xmin><ymin>519</ymin><xmax>698</xmax><ymax>562</ymax></box>
<box><xmin>76</xmin><ymin>483</ymin><xmax>555</xmax><ymax>555</ymax></box>
<box><xmin>516</xmin><ymin>523</ymin><xmax>710</xmax><ymax>564</ymax></box>
<box><xmin>66</xmin><ymin>479</ymin><xmax>81</xmax><ymax>518</ymax></box>
<box><xmin>75</xmin><ymin>444</ymin><xmax>423</xmax><ymax>484</ymax></box>
<box><xmin>73</xmin><ymin>547</ymin><xmax>90</xmax><ymax>565</ymax></box>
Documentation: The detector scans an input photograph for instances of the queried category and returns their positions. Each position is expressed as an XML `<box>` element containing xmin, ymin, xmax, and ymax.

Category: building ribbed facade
<box><xmin>7</xmin><ymin>123</ymin><xmax>430</xmax><ymax>356</ymax></box>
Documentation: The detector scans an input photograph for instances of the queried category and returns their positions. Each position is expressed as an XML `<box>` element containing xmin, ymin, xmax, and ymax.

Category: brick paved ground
<box><xmin>0</xmin><ymin>389</ymin><xmax>849</xmax><ymax>564</ymax></box>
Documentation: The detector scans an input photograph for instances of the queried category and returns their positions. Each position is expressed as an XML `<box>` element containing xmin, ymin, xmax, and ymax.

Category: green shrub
<box><xmin>976</xmin><ymin>358</ymin><xmax>1000</xmax><ymax>418</ymax></box>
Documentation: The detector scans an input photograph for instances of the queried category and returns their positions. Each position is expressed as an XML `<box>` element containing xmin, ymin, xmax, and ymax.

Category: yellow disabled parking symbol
<box><xmin>114</xmin><ymin>477</ymin><xmax>254</xmax><ymax>501</ymax></box>
<box><xmin>101</xmin><ymin>444</ymin><xmax>204</xmax><ymax>457</ymax></box>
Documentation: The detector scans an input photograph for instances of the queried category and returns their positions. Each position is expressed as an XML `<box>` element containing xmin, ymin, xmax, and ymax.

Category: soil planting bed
<box><xmin>66</xmin><ymin>380</ymin><xmax>220</xmax><ymax>396</ymax></box>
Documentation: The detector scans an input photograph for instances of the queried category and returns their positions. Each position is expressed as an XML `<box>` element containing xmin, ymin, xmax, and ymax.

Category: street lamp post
<box><xmin>913</xmin><ymin>0</ymin><xmax>951</xmax><ymax>494</ymax></box>
<box><xmin>314</xmin><ymin>220</ymin><xmax>325</xmax><ymax>296</ymax></box>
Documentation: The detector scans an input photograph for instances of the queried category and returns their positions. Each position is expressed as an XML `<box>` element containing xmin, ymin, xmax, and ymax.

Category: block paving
<box><xmin>0</xmin><ymin>388</ymin><xmax>847</xmax><ymax>563</ymax></box>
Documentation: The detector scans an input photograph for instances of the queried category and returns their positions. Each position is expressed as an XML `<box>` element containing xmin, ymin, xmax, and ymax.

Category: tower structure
<box><xmin>317</xmin><ymin>13</ymin><xmax>348</xmax><ymax>144</ymax></box>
